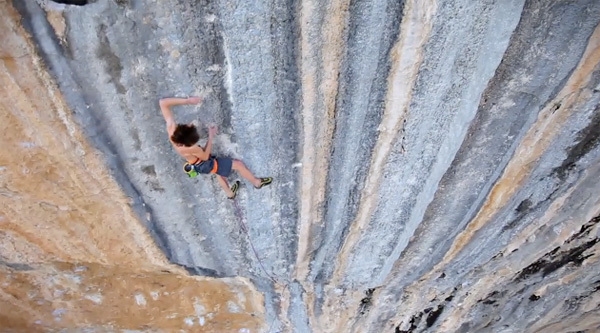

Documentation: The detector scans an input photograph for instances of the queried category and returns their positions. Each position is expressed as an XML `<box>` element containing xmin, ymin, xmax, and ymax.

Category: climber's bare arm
<box><xmin>158</xmin><ymin>96</ymin><xmax>202</xmax><ymax>135</ymax></box>
<box><xmin>190</xmin><ymin>145</ymin><xmax>210</xmax><ymax>161</ymax></box>
<box><xmin>203</xmin><ymin>125</ymin><xmax>217</xmax><ymax>157</ymax></box>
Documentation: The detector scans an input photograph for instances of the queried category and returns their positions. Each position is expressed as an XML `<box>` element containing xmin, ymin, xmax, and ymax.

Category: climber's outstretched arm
<box><xmin>158</xmin><ymin>96</ymin><xmax>202</xmax><ymax>134</ymax></box>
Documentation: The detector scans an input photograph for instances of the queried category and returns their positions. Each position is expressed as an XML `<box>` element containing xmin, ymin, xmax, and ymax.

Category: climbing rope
<box><xmin>227</xmin><ymin>181</ymin><xmax>278</xmax><ymax>284</ymax></box>
<box><xmin>225</xmin><ymin>177</ymin><xmax>291</xmax><ymax>332</ymax></box>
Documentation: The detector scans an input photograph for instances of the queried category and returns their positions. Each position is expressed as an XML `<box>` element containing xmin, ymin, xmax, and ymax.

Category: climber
<box><xmin>158</xmin><ymin>96</ymin><xmax>272</xmax><ymax>199</ymax></box>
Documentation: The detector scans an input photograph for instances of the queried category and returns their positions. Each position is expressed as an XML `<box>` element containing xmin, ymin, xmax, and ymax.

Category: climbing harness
<box><xmin>183</xmin><ymin>157</ymin><xmax>218</xmax><ymax>177</ymax></box>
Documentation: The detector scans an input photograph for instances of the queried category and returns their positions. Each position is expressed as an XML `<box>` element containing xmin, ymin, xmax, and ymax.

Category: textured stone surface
<box><xmin>0</xmin><ymin>2</ymin><xmax>264</xmax><ymax>331</ymax></box>
<box><xmin>3</xmin><ymin>0</ymin><xmax>600</xmax><ymax>331</ymax></box>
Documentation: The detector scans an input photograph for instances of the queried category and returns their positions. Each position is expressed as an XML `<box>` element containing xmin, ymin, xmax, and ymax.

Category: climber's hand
<box><xmin>188</xmin><ymin>96</ymin><xmax>202</xmax><ymax>104</ymax></box>
<box><xmin>208</xmin><ymin>125</ymin><xmax>217</xmax><ymax>138</ymax></box>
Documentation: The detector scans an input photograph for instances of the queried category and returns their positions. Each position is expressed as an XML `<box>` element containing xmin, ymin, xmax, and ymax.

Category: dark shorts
<box><xmin>214</xmin><ymin>157</ymin><xmax>233</xmax><ymax>177</ymax></box>
<box><xmin>193</xmin><ymin>156</ymin><xmax>233</xmax><ymax>177</ymax></box>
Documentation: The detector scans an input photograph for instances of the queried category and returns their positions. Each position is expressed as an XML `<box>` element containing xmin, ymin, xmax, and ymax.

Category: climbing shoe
<box><xmin>255</xmin><ymin>177</ymin><xmax>272</xmax><ymax>189</ymax></box>
<box><xmin>228</xmin><ymin>180</ymin><xmax>241</xmax><ymax>200</ymax></box>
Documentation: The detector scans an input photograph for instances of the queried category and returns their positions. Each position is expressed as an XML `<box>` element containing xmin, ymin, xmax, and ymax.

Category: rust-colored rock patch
<box><xmin>0</xmin><ymin>2</ymin><xmax>264</xmax><ymax>331</ymax></box>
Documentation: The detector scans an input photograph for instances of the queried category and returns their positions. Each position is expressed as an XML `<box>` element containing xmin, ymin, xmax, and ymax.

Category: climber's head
<box><xmin>171</xmin><ymin>123</ymin><xmax>200</xmax><ymax>147</ymax></box>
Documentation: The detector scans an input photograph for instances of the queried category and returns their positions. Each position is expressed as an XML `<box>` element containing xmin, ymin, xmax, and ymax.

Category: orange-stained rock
<box><xmin>0</xmin><ymin>262</ymin><xmax>263</xmax><ymax>332</ymax></box>
<box><xmin>0</xmin><ymin>2</ymin><xmax>265</xmax><ymax>331</ymax></box>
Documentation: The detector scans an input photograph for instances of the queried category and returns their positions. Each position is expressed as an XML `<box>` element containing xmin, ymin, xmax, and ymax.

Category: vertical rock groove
<box><xmin>3</xmin><ymin>0</ymin><xmax>600</xmax><ymax>331</ymax></box>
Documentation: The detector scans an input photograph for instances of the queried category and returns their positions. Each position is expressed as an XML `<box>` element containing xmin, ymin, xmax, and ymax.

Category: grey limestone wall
<box><xmin>15</xmin><ymin>0</ymin><xmax>600</xmax><ymax>331</ymax></box>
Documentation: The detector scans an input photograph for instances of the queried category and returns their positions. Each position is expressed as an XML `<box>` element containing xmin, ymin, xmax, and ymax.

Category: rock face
<box><xmin>0</xmin><ymin>2</ymin><xmax>264</xmax><ymax>332</ymax></box>
<box><xmin>3</xmin><ymin>0</ymin><xmax>600</xmax><ymax>332</ymax></box>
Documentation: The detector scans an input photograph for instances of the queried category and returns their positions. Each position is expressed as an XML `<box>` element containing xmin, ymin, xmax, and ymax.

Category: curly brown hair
<box><xmin>171</xmin><ymin>124</ymin><xmax>200</xmax><ymax>146</ymax></box>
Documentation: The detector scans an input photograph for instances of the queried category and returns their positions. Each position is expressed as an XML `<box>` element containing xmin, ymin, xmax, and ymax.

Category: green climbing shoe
<box><xmin>228</xmin><ymin>180</ymin><xmax>241</xmax><ymax>200</ymax></box>
<box><xmin>255</xmin><ymin>177</ymin><xmax>272</xmax><ymax>189</ymax></box>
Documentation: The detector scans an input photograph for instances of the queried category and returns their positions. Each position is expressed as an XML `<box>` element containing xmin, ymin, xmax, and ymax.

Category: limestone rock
<box><xmin>2</xmin><ymin>0</ymin><xmax>600</xmax><ymax>332</ymax></box>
